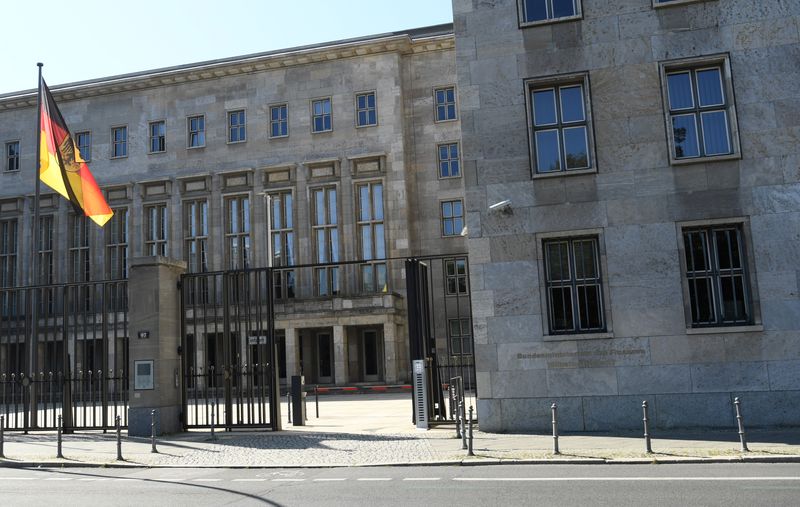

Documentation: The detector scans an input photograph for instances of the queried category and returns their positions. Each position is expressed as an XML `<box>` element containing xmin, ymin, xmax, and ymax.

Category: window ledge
<box><xmin>226</xmin><ymin>140</ymin><xmax>247</xmax><ymax>145</ymax></box>
<box><xmin>686</xmin><ymin>324</ymin><xmax>763</xmax><ymax>335</ymax></box>
<box><xmin>670</xmin><ymin>152</ymin><xmax>740</xmax><ymax>166</ymax></box>
<box><xmin>653</xmin><ymin>0</ymin><xmax>710</xmax><ymax>9</ymax></box>
<box><xmin>543</xmin><ymin>331</ymin><xmax>613</xmax><ymax>342</ymax></box>
<box><xmin>519</xmin><ymin>14</ymin><xmax>582</xmax><ymax>29</ymax></box>
<box><xmin>187</xmin><ymin>145</ymin><xmax>206</xmax><ymax>150</ymax></box>
<box><xmin>269</xmin><ymin>135</ymin><xmax>289</xmax><ymax>140</ymax></box>
<box><xmin>3</xmin><ymin>169</ymin><xmax>21</xmax><ymax>174</ymax></box>
<box><xmin>533</xmin><ymin>167</ymin><xmax>597</xmax><ymax>179</ymax></box>
<box><xmin>434</xmin><ymin>118</ymin><xmax>459</xmax><ymax>124</ymax></box>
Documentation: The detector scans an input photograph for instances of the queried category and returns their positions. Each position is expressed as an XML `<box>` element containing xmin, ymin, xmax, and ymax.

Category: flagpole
<box><xmin>28</xmin><ymin>62</ymin><xmax>43</xmax><ymax>429</ymax></box>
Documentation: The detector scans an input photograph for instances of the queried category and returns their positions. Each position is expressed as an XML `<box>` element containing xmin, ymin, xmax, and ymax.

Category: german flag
<box><xmin>39</xmin><ymin>80</ymin><xmax>113</xmax><ymax>226</ymax></box>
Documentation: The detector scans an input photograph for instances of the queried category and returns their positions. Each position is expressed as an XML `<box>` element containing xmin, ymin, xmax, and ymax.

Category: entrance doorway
<box><xmin>360</xmin><ymin>329</ymin><xmax>382</xmax><ymax>382</ymax></box>
<box><xmin>316</xmin><ymin>331</ymin><xmax>333</xmax><ymax>384</ymax></box>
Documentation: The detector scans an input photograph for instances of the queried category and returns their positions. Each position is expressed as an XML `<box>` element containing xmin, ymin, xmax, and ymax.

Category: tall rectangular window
<box><xmin>434</xmin><ymin>86</ymin><xmax>457</xmax><ymax>122</ymax></box>
<box><xmin>111</xmin><ymin>126</ymin><xmax>127</xmax><ymax>158</ymax></box>
<box><xmin>357</xmin><ymin>182</ymin><xmax>386</xmax><ymax>293</ymax></box>
<box><xmin>225</xmin><ymin>195</ymin><xmax>250</xmax><ymax>269</ymax></box>
<box><xmin>441</xmin><ymin>200</ymin><xmax>464</xmax><ymax>237</ymax></box>
<box><xmin>682</xmin><ymin>225</ymin><xmax>752</xmax><ymax>327</ymax></box>
<box><xmin>37</xmin><ymin>215</ymin><xmax>54</xmax><ymax>285</ymax></box>
<box><xmin>184</xmin><ymin>199</ymin><xmax>209</xmax><ymax>273</ymax></box>
<box><xmin>529</xmin><ymin>80</ymin><xmax>591</xmax><ymax>173</ymax></box>
<box><xmin>68</xmin><ymin>214</ymin><xmax>90</xmax><ymax>282</ymax></box>
<box><xmin>543</xmin><ymin>237</ymin><xmax>605</xmax><ymax>334</ymax></box>
<box><xmin>5</xmin><ymin>141</ymin><xmax>20</xmax><ymax>171</ymax></box>
<box><xmin>448</xmin><ymin>318</ymin><xmax>473</xmax><ymax>356</ymax></box>
<box><xmin>355</xmin><ymin>92</ymin><xmax>377</xmax><ymax>127</ymax></box>
<box><xmin>311</xmin><ymin>98</ymin><xmax>332</xmax><ymax>133</ymax></box>
<box><xmin>665</xmin><ymin>65</ymin><xmax>733</xmax><ymax>160</ymax></box>
<box><xmin>270</xmin><ymin>104</ymin><xmax>288</xmax><ymax>138</ymax></box>
<box><xmin>268</xmin><ymin>191</ymin><xmax>295</xmax><ymax>299</ymax></box>
<box><xmin>148</xmin><ymin>121</ymin><xmax>166</xmax><ymax>153</ymax></box>
<box><xmin>228</xmin><ymin>110</ymin><xmax>246</xmax><ymax>143</ymax></box>
<box><xmin>311</xmin><ymin>187</ymin><xmax>339</xmax><ymax>296</ymax></box>
<box><xmin>520</xmin><ymin>0</ymin><xmax>578</xmax><ymax>25</ymax></box>
<box><xmin>188</xmin><ymin>115</ymin><xmax>206</xmax><ymax>148</ymax></box>
<box><xmin>144</xmin><ymin>203</ymin><xmax>168</xmax><ymax>256</ymax></box>
<box><xmin>438</xmin><ymin>142</ymin><xmax>460</xmax><ymax>178</ymax></box>
<box><xmin>76</xmin><ymin>131</ymin><xmax>91</xmax><ymax>161</ymax></box>
<box><xmin>106</xmin><ymin>208</ymin><xmax>129</xmax><ymax>279</ymax></box>
<box><xmin>445</xmin><ymin>258</ymin><xmax>469</xmax><ymax>295</ymax></box>
<box><xmin>0</xmin><ymin>218</ymin><xmax>17</xmax><ymax>316</ymax></box>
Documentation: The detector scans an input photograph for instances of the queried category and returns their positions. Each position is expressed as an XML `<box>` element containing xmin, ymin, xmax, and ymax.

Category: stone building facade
<box><xmin>453</xmin><ymin>0</ymin><xmax>800</xmax><ymax>430</ymax></box>
<box><xmin>0</xmin><ymin>25</ymin><xmax>470</xmax><ymax>387</ymax></box>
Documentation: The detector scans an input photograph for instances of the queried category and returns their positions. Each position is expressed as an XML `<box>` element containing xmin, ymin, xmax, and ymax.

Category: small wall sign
<box><xmin>134</xmin><ymin>360</ymin><xmax>155</xmax><ymax>390</ymax></box>
<box><xmin>138</xmin><ymin>330</ymin><xmax>150</xmax><ymax>339</ymax></box>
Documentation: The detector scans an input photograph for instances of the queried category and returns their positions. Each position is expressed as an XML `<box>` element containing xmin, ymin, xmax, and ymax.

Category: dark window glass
<box><xmin>523</xmin><ymin>0</ymin><xmax>575</xmax><ymax>23</ymax></box>
<box><xmin>544</xmin><ymin>237</ymin><xmax>604</xmax><ymax>334</ymax></box>
<box><xmin>530</xmin><ymin>82</ymin><xmax>590</xmax><ymax>173</ymax></box>
<box><xmin>435</xmin><ymin>86</ymin><xmax>457</xmax><ymax>121</ymax></box>
<box><xmin>270</xmin><ymin>104</ymin><xmax>288</xmax><ymax>138</ymax></box>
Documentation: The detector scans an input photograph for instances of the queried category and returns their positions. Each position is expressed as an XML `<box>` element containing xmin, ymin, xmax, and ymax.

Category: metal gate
<box><xmin>0</xmin><ymin>280</ymin><xmax>129</xmax><ymax>432</ymax></box>
<box><xmin>180</xmin><ymin>268</ymin><xmax>280</xmax><ymax>430</ymax></box>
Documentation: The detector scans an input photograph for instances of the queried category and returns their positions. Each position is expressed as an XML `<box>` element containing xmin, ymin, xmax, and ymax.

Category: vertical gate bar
<box><xmin>179</xmin><ymin>275</ymin><xmax>188</xmax><ymax>430</ymax></box>
<box><xmin>23</xmin><ymin>288</ymin><xmax>30</xmax><ymax>432</ymax></box>
<box><xmin>101</xmin><ymin>282</ymin><xmax>110</xmax><ymax>430</ymax></box>
<box><xmin>463</xmin><ymin>257</ymin><xmax>476</xmax><ymax>397</ymax></box>
<box><xmin>254</xmin><ymin>269</ymin><xmax>264</xmax><ymax>425</ymax></box>
<box><xmin>123</xmin><ymin>280</ymin><xmax>129</xmax><ymax>427</ymax></box>
<box><xmin>222</xmin><ymin>272</ymin><xmax>231</xmax><ymax>430</ymax></box>
<box><xmin>267</xmin><ymin>266</ymin><xmax>280</xmax><ymax>430</ymax></box>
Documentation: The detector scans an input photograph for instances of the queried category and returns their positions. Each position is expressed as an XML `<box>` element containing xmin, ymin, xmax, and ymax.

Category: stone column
<box><xmin>333</xmin><ymin>325</ymin><xmax>348</xmax><ymax>385</ymax></box>
<box><xmin>383</xmin><ymin>321</ymin><xmax>398</xmax><ymax>384</ymax></box>
<box><xmin>284</xmin><ymin>327</ymin><xmax>298</xmax><ymax>379</ymax></box>
<box><xmin>127</xmin><ymin>256</ymin><xmax>186</xmax><ymax>436</ymax></box>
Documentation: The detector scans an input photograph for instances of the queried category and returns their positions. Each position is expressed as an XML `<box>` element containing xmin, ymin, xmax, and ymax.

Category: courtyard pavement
<box><xmin>1</xmin><ymin>393</ymin><xmax>799</xmax><ymax>468</ymax></box>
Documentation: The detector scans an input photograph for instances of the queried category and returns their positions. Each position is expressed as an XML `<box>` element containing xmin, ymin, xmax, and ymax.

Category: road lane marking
<box><xmin>357</xmin><ymin>478</ymin><xmax>392</xmax><ymax>481</ymax></box>
<box><xmin>233</xmin><ymin>479</ymin><xmax>266</xmax><ymax>482</ymax></box>
<box><xmin>273</xmin><ymin>478</ymin><xmax>305</xmax><ymax>482</ymax></box>
<box><xmin>313</xmin><ymin>478</ymin><xmax>347</xmax><ymax>482</ymax></box>
<box><xmin>0</xmin><ymin>477</ymin><xmax>35</xmax><ymax>480</ymax></box>
<box><xmin>44</xmin><ymin>478</ymin><xmax>72</xmax><ymax>481</ymax></box>
<box><xmin>404</xmin><ymin>478</ymin><xmax>441</xmax><ymax>481</ymax></box>
<box><xmin>192</xmin><ymin>478</ymin><xmax>222</xmax><ymax>482</ymax></box>
<box><xmin>453</xmin><ymin>477</ymin><xmax>800</xmax><ymax>482</ymax></box>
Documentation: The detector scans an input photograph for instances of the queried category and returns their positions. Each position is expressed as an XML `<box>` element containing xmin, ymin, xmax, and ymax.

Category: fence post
<box><xmin>57</xmin><ymin>414</ymin><xmax>64</xmax><ymax>459</ymax></box>
<box><xmin>551</xmin><ymin>403</ymin><xmax>560</xmax><ymax>455</ymax></box>
<box><xmin>734</xmin><ymin>397</ymin><xmax>749</xmax><ymax>452</ymax></box>
<box><xmin>315</xmin><ymin>385</ymin><xmax>319</xmax><ymax>419</ymax></box>
<box><xmin>115</xmin><ymin>415</ymin><xmax>123</xmax><ymax>461</ymax></box>
<box><xmin>460</xmin><ymin>399</ymin><xmax>467</xmax><ymax>450</ymax></box>
<box><xmin>467</xmin><ymin>405</ymin><xmax>475</xmax><ymax>457</ymax></box>
<box><xmin>210</xmin><ymin>411</ymin><xmax>217</xmax><ymax>441</ymax></box>
<box><xmin>642</xmin><ymin>401</ymin><xmax>652</xmax><ymax>454</ymax></box>
<box><xmin>287</xmin><ymin>392</ymin><xmax>292</xmax><ymax>424</ymax></box>
<box><xmin>0</xmin><ymin>415</ymin><xmax>4</xmax><ymax>459</ymax></box>
<box><xmin>150</xmin><ymin>410</ymin><xmax>158</xmax><ymax>453</ymax></box>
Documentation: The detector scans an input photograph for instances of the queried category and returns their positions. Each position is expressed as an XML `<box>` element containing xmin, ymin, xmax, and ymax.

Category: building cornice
<box><xmin>0</xmin><ymin>27</ymin><xmax>454</xmax><ymax>112</ymax></box>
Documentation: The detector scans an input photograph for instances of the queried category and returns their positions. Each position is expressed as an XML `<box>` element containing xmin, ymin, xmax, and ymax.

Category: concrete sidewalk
<box><xmin>1</xmin><ymin>394</ymin><xmax>799</xmax><ymax>468</ymax></box>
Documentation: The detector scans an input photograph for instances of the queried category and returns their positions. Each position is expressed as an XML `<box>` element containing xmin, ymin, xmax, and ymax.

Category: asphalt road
<box><xmin>0</xmin><ymin>463</ymin><xmax>798</xmax><ymax>506</ymax></box>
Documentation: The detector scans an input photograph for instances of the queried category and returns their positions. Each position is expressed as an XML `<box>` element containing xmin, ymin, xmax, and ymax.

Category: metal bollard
<box><xmin>210</xmin><ymin>411</ymin><xmax>217</xmax><ymax>441</ymax></box>
<box><xmin>150</xmin><ymin>410</ymin><xmax>158</xmax><ymax>454</ymax></box>
<box><xmin>467</xmin><ymin>406</ymin><xmax>475</xmax><ymax>457</ymax></box>
<box><xmin>304</xmin><ymin>390</ymin><xmax>308</xmax><ymax>422</ymax></box>
<box><xmin>551</xmin><ymin>403</ymin><xmax>560</xmax><ymax>455</ymax></box>
<box><xmin>734</xmin><ymin>397</ymin><xmax>749</xmax><ymax>452</ymax></box>
<box><xmin>642</xmin><ymin>401</ymin><xmax>652</xmax><ymax>454</ymax></box>
<box><xmin>287</xmin><ymin>392</ymin><xmax>292</xmax><ymax>423</ymax></box>
<box><xmin>57</xmin><ymin>414</ymin><xmax>64</xmax><ymax>459</ymax></box>
<box><xmin>115</xmin><ymin>415</ymin><xmax>123</xmax><ymax>461</ymax></box>
<box><xmin>0</xmin><ymin>415</ymin><xmax>5</xmax><ymax>459</ymax></box>
<box><xmin>460</xmin><ymin>400</ymin><xmax>467</xmax><ymax>450</ymax></box>
<box><xmin>315</xmin><ymin>385</ymin><xmax>319</xmax><ymax>419</ymax></box>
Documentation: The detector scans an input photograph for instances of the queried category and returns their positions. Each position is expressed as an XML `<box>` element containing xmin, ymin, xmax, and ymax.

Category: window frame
<box><xmin>355</xmin><ymin>179</ymin><xmax>387</xmax><ymax>294</ymax></box>
<box><xmin>148</xmin><ymin>120</ymin><xmax>166</xmax><ymax>154</ymax></box>
<box><xmin>110</xmin><ymin>125</ymin><xmax>128</xmax><ymax>159</ymax></box>
<box><xmin>437</xmin><ymin>141</ymin><xmax>461</xmax><ymax>179</ymax></box>
<box><xmin>310</xmin><ymin>185</ymin><xmax>340</xmax><ymax>296</ymax></box>
<box><xmin>105</xmin><ymin>207</ymin><xmax>129</xmax><ymax>279</ymax></box>
<box><xmin>227</xmin><ymin>109</ymin><xmax>247</xmax><ymax>144</ymax></box>
<box><xmin>447</xmin><ymin>317</ymin><xmax>473</xmax><ymax>356</ymax></box>
<box><xmin>517</xmin><ymin>0</ymin><xmax>583</xmax><ymax>28</ymax></box>
<box><xmin>183</xmin><ymin>198</ymin><xmax>210</xmax><ymax>274</ymax></box>
<box><xmin>444</xmin><ymin>257</ymin><xmax>469</xmax><ymax>296</ymax></box>
<box><xmin>269</xmin><ymin>103</ymin><xmax>289</xmax><ymax>139</ymax></box>
<box><xmin>266</xmin><ymin>189</ymin><xmax>296</xmax><ymax>300</ymax></box>
<box><xmin>440</xmin><ymin>199</ymin><xmax>465</xmax><ymax>238</ymax></box>
<box><xmin>354</xmin><ymin>91</ymin><xmax>378</xmax><ymax>128</ymax></box>
<box><xmin>143</xmin><ymin>202</ymin><xmax>169</xmax><ymax>257</ymax></box>
<box><xmin>223</xmin><ymin>193</ymin><xmax>251</xmax><ymax>270</ymax></box>
<box><xmin>433</xmin><ymin>85</ymin><xmax>458</xmax><ymax>123</ymax></box>
<box><xmin>75</xmin><ymin>131</ymin><xmax>92</xmax><ymax>161</ymax></box>
<box><xmin>5</xmin><ymin>140</ymin><xmax>20</xmax><ymax>172</ymax></box>
<box><xmin>310</xmin><ymin>97</ymin><xmax>333</xmax><ymax>134</ymax></box>
<box><xmin>659</xmin><ymin>54</ymin><xmax>741</xmax><ymax>166</ymax></box>
<box><xmin>0</xmin><ymin>217</ymin><xmax>19</xmax><ymax>289</ymax></box>
<box><xmin>524</xmin><ymin>72</ymin><xmax>596</xmax><ymax>178</ymax></box>
<box><xmin>187</xmin><ymin>114</ymin><xmax>206</xmax><ymax>149</ymax></box>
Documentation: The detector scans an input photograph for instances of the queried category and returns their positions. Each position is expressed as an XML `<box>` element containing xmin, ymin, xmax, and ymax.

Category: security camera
<box><xmin>488</xmin><ymin>199</ymin><xmax>512</xmax><ymax>214</ymax></box>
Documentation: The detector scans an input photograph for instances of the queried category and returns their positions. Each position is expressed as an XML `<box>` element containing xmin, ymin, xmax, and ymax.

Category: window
<box><xmin>270</xmin><ymin>104</ymin><xmax>288</xmax><ymax>138</ymax></box>
<box><xmin>311</xmin><ymin>98</ymin><xmax>332</xmax><ymax>133</ymax></box>
<box><xmin>144</xmin><ymin>203</ymin><xmax>168</xmax><ymax>256</ymax></box>
<box><xmin>106</xmin><ymin>208</ymin><xmax>128</xmax><ymax>279</ymax></box>
<box><xmin>519</xmin><ymin>0</ymin><xmax>579</xmax><ymax>25</ymax></box>
<box><xmin>148</xmin><ymin>121</ymin><xmax>166</xmax><ymax>153</ymax></box>
<box><xmin>441</xmin><ymin>200</ymin><xmax>464</xmax><ymax>237</ymax></box>
<box><xmin>543</xmin><ymin>236</ymin><xmax>605</xmax><ymax>334</ymax></box>
<box><xmin>111</xmin><ymin>126</ymin><xmax>127</xmax><ymax>158</ymax></box>
<box><xmin>188</xmin><ymin>115</ymin><xmax>205</xmax><ymax>148</ymax></box>
<box><xmin>663</xmin><ymin>60</ymin><xmax>736</xmax><ymax>162</ymax></box>
<box><xmin>228</xmin><ymin>110</ymin><xmax>246</xmax><ymax>143</ymax></box>
<box><xmin>37</xmin><ymin>215</ymin><xmax>54</xmax><ymax>285</ymax></box>
<box><xmin>445</xmin><ymin>258</ymin><xmax>469</xmax><ymax>295</ymax></box>
<box><xmin>438</xmin><ymin>142</ymin><xmax>460</xmax><ymax>178</ymax></box>
<box><xmin>268</xmin><ymin>191</ymin><xmax>295</xmax><ymax>299</ymax></box>
<box><xmin>5</xmin><ymin>141</ymin><xmax>20</xmax><ymax>171</ymax></box>
<box><xmin>434</xmin><ymin>86</ymin><xmax>457</xmax><ymax>122</ymax></box>
<box><xmin>355</xmin><ymin>92</ymin><xmax>377</xmax><ymax>127</ymax></box>
<box><xmin>357</xmin><ymin>182</ymin><xmax>386</xmax><ymax>293</ymax></box>
<box><xmin>0</xmin><ymin>218</ymin><xmax>17</xmax><ymax>316</ymax></box>
<box><xmin>68</xmin><ymin>214</ymin><xmax>90</xmax><ymax>282</ymax></box>
<box><xmin>311</xmin><ymin>187</ymin><xmax>339</xmax><ymax>296</ymax></box>
<box><xmin>225</xmin><ymin>195</ymin><xmax>251</xmax><ymax>269</ymax></box>
<box><xmin>527</xmin><ymin>77</ymin><xmax>592</xmax><ymax>174</ymax></box>
<box><xmin>448</xmin><ymin>318</ymin><xmax>473</xmax><ymax>356</ymax></box>
<box><xmin>76</xmin><ymin>131</ymin><xmax>91</xmax><ymax>161</ymax></box>
<box><xmin>184</xmin><ymin>199</ymin><xmax>208</xmax><ymax>273</ymax></box>
<box><xmin>682</xmin><ymin>224</ymin><xmax>752</xmax><ymax>327</ymax></box>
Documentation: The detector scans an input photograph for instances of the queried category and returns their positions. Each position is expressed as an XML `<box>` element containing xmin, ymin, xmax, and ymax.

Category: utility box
<box><xmin>291</xmin><ymin>375</ymin><xmax>306</xmax><ymax>426</ymax></box>
<box><xmin>412</xmin><ymin>360</ymin><xmax>428</xmax><ymax>430</ymax></box>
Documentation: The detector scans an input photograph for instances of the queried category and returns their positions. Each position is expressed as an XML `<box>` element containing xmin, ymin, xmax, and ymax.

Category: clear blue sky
<box><xmin>0</xmin><ymin>0</ymin><xmax>453</xmax><ymax>95</ymax></box>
